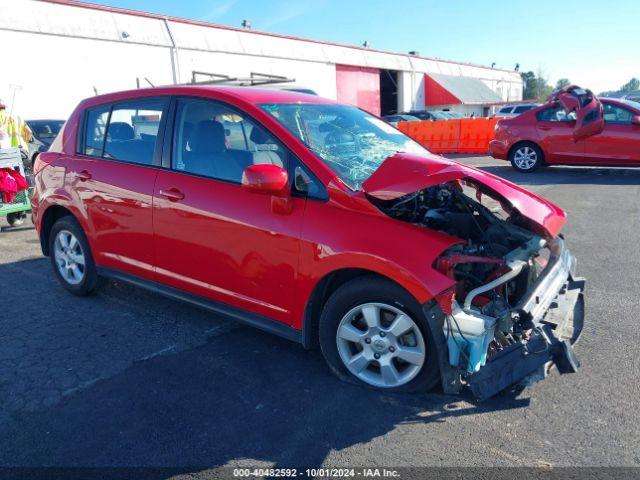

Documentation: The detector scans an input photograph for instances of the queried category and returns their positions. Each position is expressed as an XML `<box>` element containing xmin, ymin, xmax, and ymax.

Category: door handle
<box><xmin>158</xmin><ymin>188</ymin><xmax>185</xmax><ymax>202</ymax></box>
<box><xmin>77</xmin><ymin>170</ymin><xmax>92</xmax><ymax>181</ymax></box>
<box><xmin>539</xmin><ymin>126</ymin><xmax>552</xmax><ymax>131</ymax></box>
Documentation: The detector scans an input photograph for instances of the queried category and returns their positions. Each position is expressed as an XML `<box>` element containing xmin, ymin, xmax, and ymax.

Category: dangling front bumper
<box><xmin>424</xmin><ymin>237</ymin><xmax>585</xmax><ymax>401</ymax></box>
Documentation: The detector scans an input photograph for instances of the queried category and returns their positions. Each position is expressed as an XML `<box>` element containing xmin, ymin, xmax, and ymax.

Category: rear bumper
<box><xmin>424</xmin><ymin>237</ymin><xmax>585</xmax><ymax>400</ymax></box>
<box><xmin>489</xmin><ymin>140</ymin><xmax>509</xmax><ymax>160</ymax></box>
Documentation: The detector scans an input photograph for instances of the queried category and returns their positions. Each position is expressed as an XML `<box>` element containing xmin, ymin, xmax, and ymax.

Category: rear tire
<box><xmin>319</xmin><ymin>276</ymin><xmax>440</xmax><ymax>392</ymax></box>
<box><xmin>49</xmin><ymin>215</ymin><xmax>102</xmax><ymax>296</ymax></box>
<box><xmin>509</xmin><ymin>142</ymin><xmax>543</xmax><ymax>172</ymax></box>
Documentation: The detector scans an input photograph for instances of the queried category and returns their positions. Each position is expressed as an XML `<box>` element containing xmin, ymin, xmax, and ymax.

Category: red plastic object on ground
<box><xmin>0</xmin><ymin>168</ymin><xmax>28</xmax><ymax>203</ymax></box>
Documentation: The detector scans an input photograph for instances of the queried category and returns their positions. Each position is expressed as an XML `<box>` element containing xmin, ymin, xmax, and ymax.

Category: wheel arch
<box><xmin>39</xmin><ymin>205</ymin><xmax>79</xmax><ymax>256</ymax></box>
<box><xmin>301</xmin><ymin>268</ymin><xmax>419</xmax><ymax>350</ymax></box>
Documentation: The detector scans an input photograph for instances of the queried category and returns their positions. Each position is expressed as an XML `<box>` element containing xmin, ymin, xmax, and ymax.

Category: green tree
<box><xmin>521</xmin><ymin>70</ymin><xmax>553</xmax><ymax>100</ymax></box>
<box><xmin>620</xmin><ymin>77</ymin><xmax>640</xmax><ymax>92</ymax></box>
<box><xmin>555</xmin><ymin>78</ymin><xmax>571</xmax><ymax>90</ymax></box>
<box><xmin>521</xmin><ymin>71</ymin><xmax>537</xmax><ymax>99</ymax></box>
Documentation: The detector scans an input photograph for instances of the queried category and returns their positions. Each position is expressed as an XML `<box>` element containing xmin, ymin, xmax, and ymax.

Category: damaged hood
<box><xmin>361</xmin><ymin>153</ymin><xmax>566</xmax><ymax>237</ymax></box>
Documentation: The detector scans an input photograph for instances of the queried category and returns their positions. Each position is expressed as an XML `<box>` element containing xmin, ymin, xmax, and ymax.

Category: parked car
<box><xmin>442</xmin><ymin>111</ymin><xmax>464</xmax><ymax>119</ymax></box>
<box><xmin>401</xmin><ymin>111</ymin><xmax>448</xmax><ymax>121</ymax></box>
<box><xmin>251</xmin><ymin>85</ymin><xmax>318</xmax><ymax>96</ymax></box>
<box><xmin>492</xmin><ymin>104</ymin><xmax>540</xmax><ymax>119</ymax></box>
<box><xmin>26</xmin><ymin>119</ymin><xmax>65</xmax><ymax>165</ymax></box>
<box><xmin>381</xmin><ymin>114</ymin><xmax>420</xmax><ymax>126</ymax></box>
<box><xmin>490</xmin><ymin>86</ymin><xmax>640</xmax><ymax>172</ymax></box>
<box><xmin>31</xmin><ymin>86</ymin><xmax>584</xmax><ymax>399</ymax></box>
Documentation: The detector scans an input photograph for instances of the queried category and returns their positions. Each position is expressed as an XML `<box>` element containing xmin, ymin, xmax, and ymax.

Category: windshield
<box><xmin>260</xmin><ymin>103</ymin><xmax>430</xmax><ymax>189</ymax></box>
<box><xmin>621</xmin><ymin>99</ymin><xmax>640</xmax><ymax>110</ymax></box>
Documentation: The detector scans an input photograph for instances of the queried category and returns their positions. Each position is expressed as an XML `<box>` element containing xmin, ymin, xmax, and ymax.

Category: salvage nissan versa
<box><xmin>31</xmin><ymin>86</ymin><xmax>584</xmax><ymax>400</ymax></box>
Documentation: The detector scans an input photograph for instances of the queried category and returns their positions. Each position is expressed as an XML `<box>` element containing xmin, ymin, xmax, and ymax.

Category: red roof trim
<box><xmin>39</xmin><ymin>0</ymin><xmax>519</xmax><ymax>74</ymax></box>
<box><xmin>424</xmin><ymin>74</ymin><xmax>462</xmax><ymax>107</ymax></box>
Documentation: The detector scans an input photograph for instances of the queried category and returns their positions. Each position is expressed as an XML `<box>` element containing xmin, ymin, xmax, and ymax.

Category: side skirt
<box><xmin>97</xmin><ymin>267</ymin><xmax>304</xmax><ymax>345</ymax></box>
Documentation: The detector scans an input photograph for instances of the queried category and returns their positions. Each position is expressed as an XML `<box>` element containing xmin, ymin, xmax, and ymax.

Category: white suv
<box><xmin>493</xmin><ymin>103</ymin><xmax>540</xmax><ymax>118</ymax></box>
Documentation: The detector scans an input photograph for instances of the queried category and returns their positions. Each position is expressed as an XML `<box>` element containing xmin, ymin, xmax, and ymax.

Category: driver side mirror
<box><xmin>632</xmin><ymin>115</ymin><xmax>640</xmax><ymax>126</ymax></box>
<box><xmin>242</xmin><ymin>164</ymin><xmax>289</xmax><ymax>197</ymax></box>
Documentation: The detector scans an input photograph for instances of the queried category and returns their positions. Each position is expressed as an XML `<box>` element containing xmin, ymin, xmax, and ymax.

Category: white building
<box><xmin>0</xmin><ymin>0</ymin><xmax>523</xmax><ymax>120</ymax></box>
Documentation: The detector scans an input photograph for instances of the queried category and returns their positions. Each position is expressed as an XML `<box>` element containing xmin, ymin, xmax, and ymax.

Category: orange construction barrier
<box><xmin>398</xmin><ymin>117</ymin><xmax>499</xmax><ymax>155</ymax></box>
<box><xmin>457</xmin><ymin>118</ymin><xmax>498</xmax><ymax>154</ymax></box>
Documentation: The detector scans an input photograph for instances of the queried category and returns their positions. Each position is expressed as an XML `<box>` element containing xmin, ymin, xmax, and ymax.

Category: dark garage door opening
<box><xmin>380</xmin><ymin>69</ymin><xmax>399</xmax><ymax>115</ymax></box>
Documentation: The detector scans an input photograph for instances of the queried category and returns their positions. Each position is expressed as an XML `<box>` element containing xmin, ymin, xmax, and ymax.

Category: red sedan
<box><xmin>31</xmin><ymin>86</ymin><xmax>583</xmax><ymax>399</ymax></box>
<box><xmin>490</xmin><ymin>86</ymin><xmax>640</xmax><ymax>172</ymax></box>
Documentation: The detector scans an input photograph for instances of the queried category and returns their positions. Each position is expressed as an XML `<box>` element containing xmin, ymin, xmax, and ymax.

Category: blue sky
<box><xmin>95</xmin><ymin>0</ymin><xmax>638</xmax><ymax>92</ymax></box>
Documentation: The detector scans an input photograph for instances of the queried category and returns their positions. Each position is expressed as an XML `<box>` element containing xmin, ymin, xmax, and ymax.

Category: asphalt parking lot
<box><xmin>1</xmin><ymin>155</ymin><xmax>639</xmax><ymax>470</ymax></box>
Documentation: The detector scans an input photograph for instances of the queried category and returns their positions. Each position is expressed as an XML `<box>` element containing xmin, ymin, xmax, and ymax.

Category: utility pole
<box><xmin>8</xmin><ymin>84</ymin><xmax>22</xmax><ymax>116</ymax></box>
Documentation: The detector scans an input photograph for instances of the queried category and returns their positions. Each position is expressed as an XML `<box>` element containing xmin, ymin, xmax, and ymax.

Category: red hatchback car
<box><xmin>32</xmin><ymin>86</ymin><xmax>584</xmax><ymax>399</ymax></box>
<box><xmin>491</xmin><ymin>86</ymin><xmax>640</xmax><ymax>172</ymax></box>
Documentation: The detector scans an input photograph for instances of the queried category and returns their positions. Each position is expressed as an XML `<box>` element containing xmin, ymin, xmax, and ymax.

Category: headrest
<box><xmin>190</xmin><ymin>120</ymin><xmax>226</xmax><ymax>154</ymax></box>
<box><xmin>108</xmin><ymin>122</ymin><xmax>134</xmax><ymax>141</ymax></box>
<box><xmin>249</xmin><ymin>125</ymin><xmax>272</xmax><ymax>144</ymax></box>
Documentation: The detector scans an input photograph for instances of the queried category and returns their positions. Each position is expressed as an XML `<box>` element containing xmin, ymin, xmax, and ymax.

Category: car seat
<box><xmin>249</xmin><ymin>126</ymin><xmax>284</xmax><ymax>167</ymax></box>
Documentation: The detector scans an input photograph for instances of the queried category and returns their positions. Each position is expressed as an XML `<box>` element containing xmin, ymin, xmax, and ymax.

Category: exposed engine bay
<box><xmin>373</xmin><ymin>179</ymin><xmax>546</xmax><ymax>320</ymax></box>
<box><xmin>371</xmin><ymin>179</ymin><xmax>583</xmax><ymax>399</ymax></box>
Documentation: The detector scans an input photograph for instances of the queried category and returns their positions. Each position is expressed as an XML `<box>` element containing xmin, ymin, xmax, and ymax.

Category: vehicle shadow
<box><xmin>0</xmin><ymin>258</ymin><xmax>530</xmax><ymax>472</ymax></box>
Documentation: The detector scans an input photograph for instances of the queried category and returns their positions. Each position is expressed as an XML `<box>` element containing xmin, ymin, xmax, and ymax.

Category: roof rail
<box><xmin>189</xmin><ymin>71</ymin><xmax>296</xmax><ymax>86</ymax></box>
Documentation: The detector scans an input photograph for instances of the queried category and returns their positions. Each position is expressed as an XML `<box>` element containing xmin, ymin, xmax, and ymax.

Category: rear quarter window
<box><xmin>83</xmin><ymin>106</ymin><xmax>110</xmax><ymax>156</ymax></box>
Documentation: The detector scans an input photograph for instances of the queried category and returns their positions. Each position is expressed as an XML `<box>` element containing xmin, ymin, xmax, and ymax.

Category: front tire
<box><xmin>509</xmin><ymin>142</ymin><xmax>543</xmax><ymax>172</ymax></box>
<box><xmin>49</xmin><ymin>215</ymin><xmax>102</xmax><ymax>296</ymax></box>
<box><xmin>319</xmin><ymin>276</ymin><xmax>440</xmax><ymax>392</ymax></box>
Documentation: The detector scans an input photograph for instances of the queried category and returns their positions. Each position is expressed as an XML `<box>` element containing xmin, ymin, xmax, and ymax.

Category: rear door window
<box><xmin>104</xmin><ymin>99</ymin><xmax>167</xmax><ymax>165</ymax></box>
<box><xmin>498</xmin><ymin>107</ymin><xmax>513</xmax><ymax>114</ymax></box>
<box><xmin>81</xmin><ymin>97</ymin><xmax>167</xmax><ymax>165</ymax></box>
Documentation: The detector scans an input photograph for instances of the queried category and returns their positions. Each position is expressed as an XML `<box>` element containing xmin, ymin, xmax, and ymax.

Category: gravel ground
<box><xmin>0</xmin><ymin>156</ymin><xmax>639</xmax><ymax>471</ymax></box>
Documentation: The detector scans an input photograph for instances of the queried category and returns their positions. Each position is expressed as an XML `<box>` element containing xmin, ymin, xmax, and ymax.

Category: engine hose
<box><xmin>463</xmin><ymin>260</ymin><xmax>527</xmax><ymax>311</ymax></box>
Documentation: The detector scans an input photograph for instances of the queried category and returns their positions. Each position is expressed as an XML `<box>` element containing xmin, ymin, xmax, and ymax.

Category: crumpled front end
<box><xmin>364</xmin><ymin>154</ymin><xmax>584</xmax><ymax>399</ymax></box>
<box><xmin>432</xmin><ymin>236</ymin><xmax>585</xmax><ymax>401</ymax></box>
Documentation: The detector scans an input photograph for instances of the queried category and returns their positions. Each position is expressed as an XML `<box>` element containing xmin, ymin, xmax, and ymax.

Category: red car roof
<box><xmin>80</xmin><ymin>85</ymin><xmax>337</xmax><ymax>109</ymax></box>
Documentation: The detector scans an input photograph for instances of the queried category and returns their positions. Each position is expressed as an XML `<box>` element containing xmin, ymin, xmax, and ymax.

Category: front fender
<box><xmin>291</xmin><ymin>199</ymin><xmax>461</xmax><ymax>329</ymax></box>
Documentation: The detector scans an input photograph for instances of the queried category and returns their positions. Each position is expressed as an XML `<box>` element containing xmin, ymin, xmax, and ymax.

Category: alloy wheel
<box><xmin>513</xmin><ymin>146</ymin><xmax>538</xmax><ymax>170</ymax></box>
<box><xmin>53</xmin><ymin>230</ymin><xmax>86</xmax><ymax>286</ymax></box>
<box><xmin>336</xmin><ymin>302</ymin><xmax>426</xmax><ymax>388</ymax></box>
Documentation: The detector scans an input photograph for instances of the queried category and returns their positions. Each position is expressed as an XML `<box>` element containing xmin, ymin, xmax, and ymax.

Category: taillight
<box><xmin>435</xmin><ymin>286</ymin><xmax>456</xmax><ymax>315</ymax></box>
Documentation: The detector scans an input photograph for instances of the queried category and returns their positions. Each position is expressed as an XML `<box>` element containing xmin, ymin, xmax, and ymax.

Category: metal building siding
<box><xmin>335</xmin><ymin>65</ymin><xmax>381</xmax><ymax>116</ymax></box>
